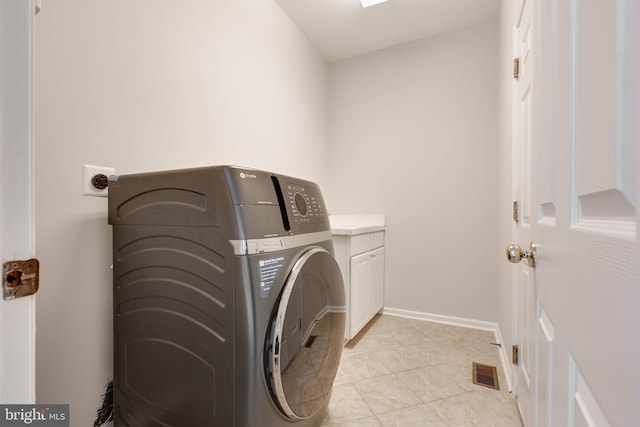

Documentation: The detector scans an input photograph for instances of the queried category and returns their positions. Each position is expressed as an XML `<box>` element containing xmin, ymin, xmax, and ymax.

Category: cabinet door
<box><xmin>350</xmin><ymin>252</ymin><xmax>370</xmax><ymax>337</ymax></box>
<box><xmin>369</xmin><ymin>247</ymin><xmax>384</xmax><ymax>316</ymax></box>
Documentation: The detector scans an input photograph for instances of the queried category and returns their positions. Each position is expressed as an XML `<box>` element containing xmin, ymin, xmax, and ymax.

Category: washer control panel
<box><xmin>286</xmin><ymin>183</ymin><xmax>326</xmax><ymax>224</ymax></box>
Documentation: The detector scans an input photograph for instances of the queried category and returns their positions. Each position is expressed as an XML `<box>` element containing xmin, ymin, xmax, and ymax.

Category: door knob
<box><xmin>506</xmin><ymin>243</ymin><xmax>537</xmax><ymax>268</ymax></box>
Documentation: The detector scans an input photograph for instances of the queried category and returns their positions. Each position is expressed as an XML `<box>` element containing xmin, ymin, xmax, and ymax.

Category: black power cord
<box><xmin>93</xmin><ymin>378</ymin><xmax>113</xmax><ymax>427</ymax></box>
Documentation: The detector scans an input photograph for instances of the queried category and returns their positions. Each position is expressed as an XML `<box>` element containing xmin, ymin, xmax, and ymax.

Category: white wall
<box><xmin>327</xmin><ymin>20</ymin><xmax>499</xmax><ymax>322</ymax></box>
<box><xmin>34</xmin><ymin>0</ymin><xmax>328</xmax><ymax>424</ymax></box>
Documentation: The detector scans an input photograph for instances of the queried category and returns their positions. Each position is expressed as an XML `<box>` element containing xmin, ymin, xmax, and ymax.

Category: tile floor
<box><xmin>321</xmin><ymin>315</ymin><xmax>523</xmax><ymax>426</ymax></box>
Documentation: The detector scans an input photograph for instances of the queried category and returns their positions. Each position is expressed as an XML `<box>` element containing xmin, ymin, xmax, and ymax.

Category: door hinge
<box><xmin>513</xmin><ymin>58</ymin><xmax>520</xmax><ymax>79</ymax></box>
<box><xmin>513</xmin><ymin>201</ymin><xmax>519</xmax><ymax>223</ymax></box>
<box><xmin>512</xmin><ymin>344</ymin><xmax>519</xmax><ymax>365</ymax></box>
<box><xmin>3</xmin><ymin>258</ymin><xmax>40</xmax><ymax>300</ymax></box>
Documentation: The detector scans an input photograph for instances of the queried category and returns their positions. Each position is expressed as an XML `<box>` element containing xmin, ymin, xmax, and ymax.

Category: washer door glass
<box><xmin>266</xmin><ymin>247</ymin><xmax>345</xmax><ymax>420</ymax></box>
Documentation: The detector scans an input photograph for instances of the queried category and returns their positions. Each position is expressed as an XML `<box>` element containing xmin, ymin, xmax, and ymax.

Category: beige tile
<box><xmin>376</xmin><ymin>403</ymin><xmax>448</xmax><ymax>427</ymax></box>
<box><xmin>390</xmin><ymin>324</ymin><xmax>434</xmax><ymax>346</ymax></box>
<box><xmin>467</xmin><ymin>344</ymin><xmax>503</xmax><ymax>365</ymax></box>
<box><xmin>326</xmin><ymin>315</ymin><xmax>521</xmax><ymax>426</ymax></box>
<box><xmin>371</xmin><ymin>346</ymin><xmax>431</xmax><ymax>372</ymax></box>
<box><xmin>340</xmin><ymin>352</ymin><xmax>391</xmax><ymax>382</ymax></box>
<box><xmin>323</xmin><ymin>416</ymin><xmax>383</xmax><ymax>427</ymax></box>
<box><xmin>344</xmin><ymin>333</ymin><xmax>402</xmax><ymax>355</ymax></box>
<box><xmin>333</xmin><ymin>364</ymin><xmax>350</xmax><ymax>387</ymax></box>
<box><xmin>422</xmin><ymin>322</ymin><xmax>470</xmax><ymax>340</ymax></box>
<box><xmin>432</xmin><ymin>358</ymin><xmax>481</xmax><ymax>392</ymax></box>
<box><xmin>366</xmin><ymin>314</ymin><xmax>412</xmax><ymax>331</ymax></box>
<box><xmin>354</xmin><ymin>315</ymin><xmax>433</xmax><ymax>345</ymax></box>
<box><xmin>435</xmin><ymin>350</ymin><xmax>509</xmax><ymax>393</ymax></box>
<box><xmin>419</xmin><ymin>334</ymin><xmax>501</xmax><ymax>366</ymax></box>
<box><xmin>281</xmin><ymin>370</ymin><xmax>324</xmax><ymax>406</ymax></box>
<box><xmin>354</xmin><ymin>374</ymin><xmax>421</xmax><ymax>414</ymax></box>
<box><xmin>454</xmin><ymin>332</ymin><xmax>504</xmax><ymax>366</ymax></box>
<box><xmin>322</xmin><ymin>383</ymin><xmax>374</xmax><ymax>425</ymax></box>
<box><xmin>352</xmin><ymin>316</ymin><xmax>400</xmax><ymax>341</ymax></box>
<box><xmin>457</xmin><ymin>326</ymin><xmax>495</xmax><ymax>341</ymax></box>
<box><xmin>434</xmin><ymin>358</ymin><xmax>510</xmax><ymax>394</ymax></box>
<box><xmin>412</xmin><ymin>338</ymin><xmax>471</xmax><ymax>365</ymax></box>
<box><xmin>396</xmin><ymin>366</ymin><xmax>465</xmax><ymax>402</ymax></box>
<box><xmin>428</xmin><ymin>388</ymin><xmax>522</xmax><ymax>427</ymax></box>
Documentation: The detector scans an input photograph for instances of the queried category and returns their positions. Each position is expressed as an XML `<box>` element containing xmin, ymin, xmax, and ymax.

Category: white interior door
<box><xmin>512</xmin><ymin>0</ymin><xmax>536</xmax><ymax>424</ymax></box>
<box><xmin>0</xmin><ymin>0</ymin><xmax>37</xmax><ymax>404</ymax></box>
<box><xmin>512</xmin><ymin>0</ymin><xmax>639</xmax><ymax>425</ymax></box>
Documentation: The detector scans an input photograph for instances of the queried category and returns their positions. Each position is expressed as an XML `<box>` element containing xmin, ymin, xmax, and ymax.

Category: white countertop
<box><xmin>329</xmin><ymin>214</ymin><xmax>386</xmax><ymax>236</ymax></box>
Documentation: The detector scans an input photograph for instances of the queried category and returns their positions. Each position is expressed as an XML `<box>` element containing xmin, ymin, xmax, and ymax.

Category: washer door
<box><xmin>266</xmin><ymin>247</ymin><xmax>345</xmax><ymax>420</ymax></box>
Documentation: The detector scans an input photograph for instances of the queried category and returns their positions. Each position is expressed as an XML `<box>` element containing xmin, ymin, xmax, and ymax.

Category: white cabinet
<box><xmin>350</xmin><ymin>246</ymin><xmax>385</xmax><ymax>336</ymax></box>
<box><xmin>332</xmin><ymin>230</ymin><xmax>385</xmax><ymax>340</ymax></box>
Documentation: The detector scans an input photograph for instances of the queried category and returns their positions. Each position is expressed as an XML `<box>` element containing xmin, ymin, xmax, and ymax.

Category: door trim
<box><xmin>0</xmin><ymin>0</ymin><xmax>37</xmax><ymax>404</ymax></box>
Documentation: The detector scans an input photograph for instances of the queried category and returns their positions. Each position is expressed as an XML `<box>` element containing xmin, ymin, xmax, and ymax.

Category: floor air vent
<box><xmin>472</xmin><ymin>362</ymin><xmax>500</xmax><ymax>390</ymax></box>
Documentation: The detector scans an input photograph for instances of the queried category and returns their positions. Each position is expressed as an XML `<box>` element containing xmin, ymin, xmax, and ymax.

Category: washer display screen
<box><xmin>285</xmin><ymin>183</ymin><xmax>326</xmax><ymax>225</ymax></box>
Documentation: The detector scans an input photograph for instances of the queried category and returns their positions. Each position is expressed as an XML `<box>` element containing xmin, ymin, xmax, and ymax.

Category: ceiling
<box><xmin>273</xmin><ymin>0</ymin><xmax>501</xmax><ymax>62</ymax></box>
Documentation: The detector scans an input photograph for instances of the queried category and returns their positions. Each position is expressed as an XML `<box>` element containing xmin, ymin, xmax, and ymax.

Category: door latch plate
<box><xmin>3</xmin><ymin>258</ymin><xmax>39</xmax><ymax>300</ymax></box>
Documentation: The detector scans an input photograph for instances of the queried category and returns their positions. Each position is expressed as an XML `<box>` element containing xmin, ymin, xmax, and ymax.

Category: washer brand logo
<box><xmin>0</xmin><ymin>405</ymin><xmax>68</xmax><ymax>426</ymax></box>
<box><xmin>239</xmin><ymin>172</ymin><xmax>257</xmax><ymax>179</ymax></box>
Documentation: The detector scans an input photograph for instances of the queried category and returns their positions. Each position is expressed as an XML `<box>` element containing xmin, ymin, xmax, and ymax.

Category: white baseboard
<box><xmin>382</xmin><ymin>307</ymin><xmax>513</xmax><ymax>392</ymax></box>
<box><xmin>382</xmin><ymin>307</ymin><xmax>498</xmax><ymax>331</ymax></box>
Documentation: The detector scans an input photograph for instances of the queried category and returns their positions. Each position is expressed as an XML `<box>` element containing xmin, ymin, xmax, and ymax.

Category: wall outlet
<box><xmin>83</xmin><ymin>164</ymin><xmax>116</xmax><ymax>197</ymax></box>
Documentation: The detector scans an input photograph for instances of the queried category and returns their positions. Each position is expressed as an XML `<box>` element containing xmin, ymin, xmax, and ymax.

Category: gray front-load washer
<box><xmin>108</xmin><ymin>166</ymin><xmax>345</xmax><ymax>426</ymax></box>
